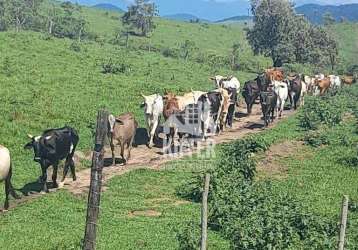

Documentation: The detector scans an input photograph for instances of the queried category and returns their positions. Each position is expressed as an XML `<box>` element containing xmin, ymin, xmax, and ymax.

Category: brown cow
<box><xmin>265</xmin><ymin>68</ymin><xmax>284</xmax><ymax>81</ymax></box>
<box><xmin>315</xmin><ymin>78</ymin><xmax>331</xmax><ymax>95</ymax></box>
<box><xmin>108</xmin><ymin>112</ymin><xmax>138</xmax><ymax>165</ymax></box>
<box><xmin>342</xmin><ymin>76</ymin><xmax>356</xmax><ymax>86</ymax></box>
<box><xmin>217</xmin><ymin>88</ymin><xmax>232</xmax><ymax>132</ymax></box>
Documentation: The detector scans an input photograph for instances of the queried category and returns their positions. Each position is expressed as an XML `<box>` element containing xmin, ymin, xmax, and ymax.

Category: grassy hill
<box><xmin>332</xmin><ymin>23</ymin><xmax>358</xmax><ymax>67</ymax></box>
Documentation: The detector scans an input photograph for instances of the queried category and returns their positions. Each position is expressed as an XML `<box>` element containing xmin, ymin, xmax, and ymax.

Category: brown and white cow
<box><xmin>315</xmin><ymin>78</ymin><xmax>331</xmax><ymax>95</ymax></box>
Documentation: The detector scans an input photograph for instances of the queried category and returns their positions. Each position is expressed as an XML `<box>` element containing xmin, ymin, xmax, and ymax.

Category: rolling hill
<box><xmin>162</xmin><ymin>13</ymin><xmax>208</xmax><ymax>22</ymax></box>
<box><xmin>296</xmin><ymin>3</ymin><xmax>358</xmax><ymax>23</ymax></box>
<box><xmin>92</xmin><ymin>3</ymin><xmax>123</xmax><ymax>12</ymax></box>
<box><xmin>215</xmin><ymin>15</ymin><xmax>253</xmax><ymax>24</ymax></box>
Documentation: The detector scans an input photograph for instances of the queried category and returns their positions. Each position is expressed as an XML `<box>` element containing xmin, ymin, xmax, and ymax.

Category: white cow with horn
<box><xmin>141</xmin><ymin>94</ymin><xmax>164</xmax><ymax>148</ymax></box>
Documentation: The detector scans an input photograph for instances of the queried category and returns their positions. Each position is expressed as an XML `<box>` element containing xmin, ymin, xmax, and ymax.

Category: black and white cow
<box><xmin>24</xmin><ymin>126</ymin><xmax>79</xmax><ymax>193</ymax></box>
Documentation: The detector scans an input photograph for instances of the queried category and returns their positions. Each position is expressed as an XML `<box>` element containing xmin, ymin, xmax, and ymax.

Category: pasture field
<box><xmin>1</xmin><ymin>4</ymin><xmax>358</xmax><ymax>249</ymax></box>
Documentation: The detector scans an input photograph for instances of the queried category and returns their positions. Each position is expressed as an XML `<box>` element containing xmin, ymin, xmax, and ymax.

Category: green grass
<box><xmin>0</xmin><ymin>166</ymin><xmax>229</xmax><ymax>250</ymax></box>
<box><xmin>333</xmin><ymin>23</ymin><xmax>358</xmax><ymax>67</ymax></box>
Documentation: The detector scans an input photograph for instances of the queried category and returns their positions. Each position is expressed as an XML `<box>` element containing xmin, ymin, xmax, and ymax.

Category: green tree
<box><xmin>48</xmin><ymin>2</ymin><xmax>87</xmax><ymax>42</ymax></box>
<box><xmin>122</xmin><ymin>0</ymin><xmax>158</xmax><ymax>37</ymax></box>
<box><xmin>179</xmin><ymin>40</ymin><xmax>197</xmax><ymax>61</ymax></box>
<box><xmin>0</xmin><ymin>0</ymin><xmax>43</xmax><ymax>32</ymax></box>
<box><xmin>247</xmin><ymin>0</ymin><xmax>297</xmax><ymax>66</ymax></box>
<box><xmin>323</xmin><ymin>12</ymin><xmax>335</xmax><ymax>26</ymax></box>
<box><xmin>247</xmin><ymin>0</ymin><xmax>339</xmax><ymax>69</ymax></box>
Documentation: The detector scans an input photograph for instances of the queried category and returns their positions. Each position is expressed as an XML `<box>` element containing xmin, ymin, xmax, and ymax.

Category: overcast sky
<box><xmin>71</xmin><ymin>0</ymin><xmax>358</xmax><ymax>20</ymax></box>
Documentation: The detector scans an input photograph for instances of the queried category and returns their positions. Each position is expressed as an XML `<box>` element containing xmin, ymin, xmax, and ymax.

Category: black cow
<box><xmin>242</xmin><ymin>80</ymin><xmax>260</xmax><ymax>115</ymax></box>
<box><xmin>24</xmin><ymin>126</ymin><xmax>79</xmax><ymax>193</ymax></box>
<box><xmin>256</xmin><ymin>73</ymin><xmax>270</xmax><ymax>92</ymax></box>
<box><xmin>260</xmin><ymin>91</ymin><xmax>277</xmax><ymax>127</ymax></box>
<box><xmin>225</xmin><ymin>87</ymin><xmax>237</xmax><ymax>128</ymax></box>
<box><xmin>287</xmin><ymin>76</ymin><xmax>302</xmax><ymax>110</ymax></box>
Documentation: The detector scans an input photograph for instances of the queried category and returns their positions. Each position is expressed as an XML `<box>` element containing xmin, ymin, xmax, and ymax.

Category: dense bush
<box><xmin>176</xmin><ymin>221</ymin><xmax>201</xmax><ymax>250</ymax></box>
<box><xmin>299</xmin><ymin>95</ymin><xmax>346</xmax><ymax>130</ymax></box>
<box><xmin>304</xmin><ymin>131</ymin><xmax>329</xmax><ymax>147</ymax></box>
<box><xmin>101</xmin><ymin>58</ymin><xmax>131</xmax><ymax>74</ymax></box>
<box><xmin>178</xmin><ymin>133</ymin><xmax>338</xmax><ymax>249</ymax></box>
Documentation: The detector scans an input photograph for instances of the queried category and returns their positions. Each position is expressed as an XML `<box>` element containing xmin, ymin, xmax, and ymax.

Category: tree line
<box><xmin>0</xmin><ymin>1</ymin><xmax>88</xmax><ymax>41</ymax></box>
<box><xmin>247</xmin><ymin>0</ymin><xmax>339</xmax><ymax>70</ymax></box>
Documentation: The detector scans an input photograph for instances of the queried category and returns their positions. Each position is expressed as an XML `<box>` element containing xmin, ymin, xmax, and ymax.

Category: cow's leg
<box><xmin>4</xmin><ymin>175</ymin><xmax>10</xmax><ymax>210</ymax></box>
<box><xmin>69</xmin><ymin>159</ymin><xmax>76</xmax><ymax>181</ymax></box>
<box><xmin>7</xmin><ymin>165</ymin><xmax>19</xmax><ymax>200</ymax></box>
<box><xmin>120</xmin><ymin>142</ymin><xmax>126</xmax><ymax>165</ymax></box>
<box><xmin>40</xmin><ymin>162</ymin><xmax>49</xmax><ymax>193</ymax></box>
<box><xmin>288</xmin><ymin>93</ymin><xmax>293</xmax><ymax>110</ymax></box>
<box><xmin>52</xmin><ymin>164</ymin><xmax>58</xmax><ymax>188</ymax></box>
<box><xmin>149</xmin><ymin>119</ymin><xmax>158</xmax><ymax>148</ymax></box>
<box><xmin>110</xmin><ymin>136</ymin><xmax>116</xmax><ymax>166</ymax></box>
<box><xmin>126</xmin><ymin>136</ymin><xmax>135</xmax><ymax>162</ymax></box>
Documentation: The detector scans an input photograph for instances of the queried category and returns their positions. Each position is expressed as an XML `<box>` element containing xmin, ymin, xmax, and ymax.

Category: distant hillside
<box><xmin>296</xmin><ymin>4</ymin><xmax>358</xmax><ymax>24</ymax></box>
<box><xmin>215</xmin><ymin>16</ymin><xmax>253</xmax><ymax>24</ymax></box>
<box><xmin>162</xmin><ymin>13</ymin><xmax>209</xmax><ymax>23</ymax></box>
<box><xmin>92</xmin><ymin>3</ymin><xmax>123</xmax><ymax>12</ymax></box>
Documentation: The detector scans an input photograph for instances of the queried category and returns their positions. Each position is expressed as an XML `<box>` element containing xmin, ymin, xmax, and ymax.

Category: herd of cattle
<box><xmin>0</xmin><ymin>68</ymin><xmax>356</xmax><ymax>211</ymax></box>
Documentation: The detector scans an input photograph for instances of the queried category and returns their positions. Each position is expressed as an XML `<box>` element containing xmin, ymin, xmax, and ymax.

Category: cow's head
<box><xmin>24</xmin><ymin>134</ymin><xmax>42</xmax><ymax>162</ymax></box>
<box><xmin>210</xmin><ymin>75</ymin><xmax>225</xmax><ymax>88</ymax></box>
<box><xmin>141</xmin><ymin>94</ymin><xmax>160</xmax><ymax>115</ymax></box>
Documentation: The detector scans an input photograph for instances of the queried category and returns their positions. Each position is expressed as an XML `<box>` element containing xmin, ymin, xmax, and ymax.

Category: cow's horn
<box><xmin>27</xmin><ymin>134</ymin><xmax>33</xmax><ymax>139</ymax></box>
<box><xmin>141</xmin><ymin>93</ymin><xmax>146</xmax><ymax>98</ymax></box>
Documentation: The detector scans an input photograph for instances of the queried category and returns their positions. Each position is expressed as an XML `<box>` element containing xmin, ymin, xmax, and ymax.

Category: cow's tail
<box><xmin>69</xmin><ymin>127</ymin><xmax>80</xmax><ymax>156</ymax></box>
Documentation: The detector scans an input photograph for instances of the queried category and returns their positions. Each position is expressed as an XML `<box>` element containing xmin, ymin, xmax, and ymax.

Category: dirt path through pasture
<box><xmin>64</xmin><ymin>105</ymin><xmax>294</xmax><ymax>195</ymax></box>
<box><xmin>1</xmin><ymin>105</ymin><xmax>294</xmax><ymax>212</ymax></box>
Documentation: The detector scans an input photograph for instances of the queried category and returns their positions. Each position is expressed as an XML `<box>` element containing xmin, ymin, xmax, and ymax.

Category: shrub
<box><xmin>101</xmin><ymin>58</ymin><xmax>131</xmax><ymax>74</ymax></box>
<box><xmin>299</xmin><ymin>96</ymin><xmax>345</xmax><ymax>130</ymax></box>
<box><xmin>70</xmin><ymin>41</ymin><xmax>81</xmax><ymax>52</ymax></box>
<box><xmin>176</xmin><ymin>221</ymin><xmax>200</xmax><ymax>250</ymax></box>
<box><xmin>304</xmin><ymin>131</ymin><xmax>329</xmax><ymax>147</ymax></box>
<box><xmin>176</xmin><ymin>175</ymin><xmax>203</xmax><ymax>202</ymax></box>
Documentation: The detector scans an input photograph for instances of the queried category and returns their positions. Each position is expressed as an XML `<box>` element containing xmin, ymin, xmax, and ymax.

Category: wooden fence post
<box><xmin>83</xmin><ymin>109</ymin><xmax>109</xmax><ymax>250</ymax></box>
<box><xmin>200</xmin><ymin>174</ymin><xmax>210</xmax><ymax>250</ymax></box>
<box><xmin>338</xmin><ymin>195</ymin><xmax>349</xmax><ymax>250</ymax></box>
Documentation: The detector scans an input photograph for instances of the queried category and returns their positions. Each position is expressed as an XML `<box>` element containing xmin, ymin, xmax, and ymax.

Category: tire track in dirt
<box><xmin>1</xmin><ymin>105</ymin><xmax>294</xmax><ymax>212</ymax></box>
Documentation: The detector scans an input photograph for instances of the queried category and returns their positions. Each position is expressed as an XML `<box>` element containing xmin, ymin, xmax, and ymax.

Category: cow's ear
<box><xmin>24</xmin><ymin>142</ymin><xmax>33</xmax><ymax>150</ymax></box>
<box><xmin>115</xmin><ymin>118</ymin><xmax>124</xmax><ymax>125</ymax></box>
<box><xmin>209</xmin><ymin>77</ymin><xmax>215</xmax><ymax>81</ymax></box>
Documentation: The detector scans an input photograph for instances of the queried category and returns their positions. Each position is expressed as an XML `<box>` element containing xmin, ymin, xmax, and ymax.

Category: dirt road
<box><xmin>1</xmin><ymin>104</ymin><xmax>294</xmax><ymax>212</ymax></box>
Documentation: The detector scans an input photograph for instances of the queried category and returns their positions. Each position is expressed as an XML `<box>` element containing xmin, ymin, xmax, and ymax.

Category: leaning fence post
<box><xmin>338</xmin><ymin>195</ymin><xmax>349</xmax><ymax>250</ymax></box>
<box><xmin>200</xmin><ymin>174</ymin><xmax>210</xmax><ymax>250</ymax></box>
<box><xmin>83</xmin><ymin>109</ymin><xmax>109</xmax><ymax>250</ymax></box>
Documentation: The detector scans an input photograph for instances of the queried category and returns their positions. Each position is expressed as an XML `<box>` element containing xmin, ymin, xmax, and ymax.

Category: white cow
<box><xmin>300</xmin><ymin>81</ymin><xmax>307</xmax><ymax>106</ymax></box>
<box><xmin>141</xmin><ymin>94</ymin><xmax>164</xmax><ymax>148</ymax></box>
<box><xmin>273</xmin><ymin>80</ymin><xmax>288</xmax><ymax>118</ymax></box>
<box><xmin>328</xmin><ymin>75</ymin><xmax>341</xmax><ymax>89</ymax></box>
<box><xmin>211</xmin><ymin>75</ymin><xmax>240</xmax><ymax>90</ymax></box>
<box><xmin>0</xmin><ymin>145</ymin><xmax>19</xmax><ymax>210</ymax></box>
<box><xmin>315</xmin><ymin>73</ymin><xmax>325</xmax><ymax>80</ymax></box>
